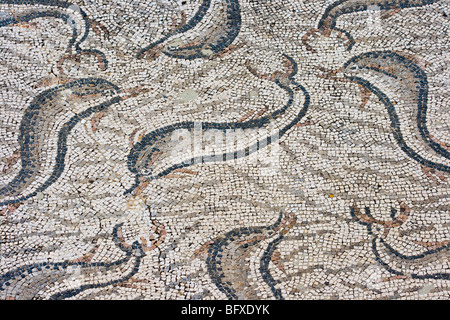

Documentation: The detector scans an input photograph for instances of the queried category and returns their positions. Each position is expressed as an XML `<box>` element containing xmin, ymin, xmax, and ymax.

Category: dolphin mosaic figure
<box><xmin>325</xmin><ymin>50</ymin><xmax>450</xmax><ymax>174</ymax></box>
<box><xmin>302</xmin><ymin>0</ymin><xmax>440</xmax><ymax>52</ymax></box>
<box><xmin>137</xmin><ymin>0</ymin><xmax>241</xmax><ymax>60</ymax></box>
<box><xmin>200</xmin><ymin>211</ymin><xmax>296</xmax><ymax>300</ymax></box>
<box><xmin>0</xmin><ymin>223</ymin><xmax>147</xmax><ymax>300</ymax></box>
<box><xmin>351</xmin><ymin>205</ymin><xmax>449</xmax><ymax>280</ymax></box>
<box><xmin>125</xmin><ymin>55</ymin><xmax>310</xmax><ymax>195</ymax></box>
<box><xmin>0</xmin><ymin>78</ymin><xmax>121</xmax><ymax>207</ymax></box>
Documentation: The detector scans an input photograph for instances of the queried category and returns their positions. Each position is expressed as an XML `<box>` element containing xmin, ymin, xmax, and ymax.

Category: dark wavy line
<box><xmin>317</xmin><ymin>0</ymin><xmax>439</xmax><ymax>51</ymax></box>
<box><xmin>137</xmin><ymin>0</ymin><xmax>241</xmax><ymax>60</ymax></box>
<box><xmin>0</xmin><ymin>223</ymin><xmax>146</xmax><ymax>299</ymax></box>
<box><xmin>125</xmin><ymin>56</ymin><xmax>309</xmax><ymax>194</ymax></box>
<box><xmin>0</xmin><ymin>79</ymin><xmax>120</xmax><ymax>207</ymax></box>
<box><xmin>260</xmin><ymin>235</ymin><xmax>284</xmax><ymax>300</ymax></box>
<box><xmin>351</xmin><ymin>207</ymin><xmax>449</xmax><ymax>280</ymax></box>
<box><xmin>206</xmin><ymin>212</ymin><xmax>284</xmax><ymax>300</ymax></box>
<box><xmin>137</xmin><ymin>0</ymin><xmax>212</xmax><ymax>59</ymax></box>
<box><xmin>0</xmin><ymin>0</ymin><xmax>91</xmax><ymax>53</ymax></box>
<box><xmin>345</xmin><ymin>75</ymin><xmax>450</xmax><ymax>172</ymax></box>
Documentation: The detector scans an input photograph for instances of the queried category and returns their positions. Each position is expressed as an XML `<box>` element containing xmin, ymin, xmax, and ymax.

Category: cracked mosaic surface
<box><xmin>0</xmin><ymin>0</ymin><xmax>449</xmax><ymax>300</ymax></box>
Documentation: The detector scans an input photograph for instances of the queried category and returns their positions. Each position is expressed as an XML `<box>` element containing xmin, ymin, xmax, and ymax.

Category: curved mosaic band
<box><xmin>0</xmin><ymin>0</ymin><xmax>109</xmax><ymax>67</ymax></box>
<box><xmin>0</xmin><ymin>78</ymin><xmax>120</xmax><ymax>207</ymax></box>
<box><xmin>317</xmin><ymin>0</ymin><xmax>439</xmax><ymax>51</ymax></box>
<box><xmin>137</xmin><ymin>0</ymin><xmax>241</xmax><ymax>60</ymax></box>
<box><xmin>125</xmin><ymin>55</ymin><xmax>309</xmax><ymax>195</ymax></box>
<box><xmin>0</xmin><ymin>223</ymin><xmax>146</xmax><ymax>300</ymax></box>
<box><xmin>342</xmin><ymin>50</ymin><xmax>450</xmax><ymax>172</ymax></box>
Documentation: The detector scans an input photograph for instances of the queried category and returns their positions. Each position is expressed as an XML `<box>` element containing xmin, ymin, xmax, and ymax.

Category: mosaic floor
<box><xmin>0</xmin><ymin>0</ymin><xmax>449</xmax><ymax>300</ymax></box>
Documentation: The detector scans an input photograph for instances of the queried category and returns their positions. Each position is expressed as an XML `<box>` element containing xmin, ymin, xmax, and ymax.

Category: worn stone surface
<box><xmin>0</xmin><ymin>0</ymin><xmax>448</xmax><ymax>300</ymax></box>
